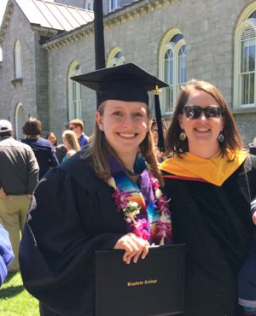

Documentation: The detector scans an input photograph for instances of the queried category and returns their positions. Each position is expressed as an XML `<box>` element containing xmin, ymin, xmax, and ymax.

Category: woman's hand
<box><xmin>114</xmin><ymin>233</ymin><xmax>149</xmax><ymax>264</ymax></box>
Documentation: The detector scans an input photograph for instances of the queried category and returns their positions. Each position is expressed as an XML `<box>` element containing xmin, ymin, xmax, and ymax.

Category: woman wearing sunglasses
<box><xmin>160</xmin><ymin>79</ymin><xmax>256</xmax><ymax>316</ymax></box>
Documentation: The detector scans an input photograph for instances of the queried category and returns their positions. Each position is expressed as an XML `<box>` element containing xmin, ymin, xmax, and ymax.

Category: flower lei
<box><xmin>107</xmin><ymin>173</ymin><xmax>172</xmax><ymax>245</ymax></box>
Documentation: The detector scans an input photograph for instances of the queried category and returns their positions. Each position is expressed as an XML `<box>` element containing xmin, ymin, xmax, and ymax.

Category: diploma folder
<box><xmin>95</xmin><ymin>244</ymin><xmax>185</xmax><ymax>316</ymax></box>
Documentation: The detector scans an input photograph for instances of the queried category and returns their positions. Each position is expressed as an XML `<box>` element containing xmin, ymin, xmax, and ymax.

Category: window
<box><xmin>109</xmin><ymin>0</ymin><xmax>120</xmax><ymax>12</ymax></box>
<box><xmin>240</xmin><ymin>27</ymin><xmax>255</xmax><ymax>106</ymax></box>
<box><xmin>107</xmin><ymin>47</ymin><xmax>125</xmax><ymax>67</ymax></box>
<box><xmin>68</xmin><ymin>61</ymin><xmax>82</xmax><ymax>120</ymax></box>
<box><xmin>234</xmin><ymin>4</ymin><xmax>256</xmax><ymax>108</ymax></box>
<box><xmin>159</xmin><ymin>30</ymin><xmax>186</xmax><ymax>113</ymax></box>
<box><xmin>14</xmin><ymin>40</ymin><xmax>22</xmax><ymax>79</ymax></box>
<box><xmin>15</xmin><ymin>103</ymin><xmax>25</xmax><ymax>140</ymax></box>
<box><xmin>85</xmin><ymin>0</ymin><xmax>94</xmax><ymax>10</ymax></box>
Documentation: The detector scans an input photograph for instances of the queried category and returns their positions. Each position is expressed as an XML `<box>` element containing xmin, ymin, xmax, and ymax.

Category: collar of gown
<box><xmin>160</xmin><ymin>149</ymin><xmax>248</xmax><ymax>186</ymax></box>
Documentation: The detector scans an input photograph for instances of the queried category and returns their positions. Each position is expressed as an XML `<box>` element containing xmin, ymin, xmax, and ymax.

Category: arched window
<box><xmin>107</xmin><ymin>47</ymin><xmax>125</xmax><ymax>67</ymax></box>
<box><xmin>68</xmin><ymin>61</ymin><xmax>82</xmax><ymax>120</ymax></box>
<box><xmin>234</xmin><ymin>4</ymin><xmax>256</xmax><ymax>108</ymax></box>
<box><xmin>14</xmin><ymin>40</ymin><xmax>22</xmax><ymax>79</ymax></box>
<box><xmin>15</xmin><ymin>103</ymin><xmax>25</xmax><ymax>140</ymax></box>
<box><xmin>108</xmin><ymin>0</ymin><xmax>120</xmax><ymax>12</ymax></box>
<box><xmin>159</xmin><ymin>30</ymin><xmax>186</xmax><ymax>113</ymax></box>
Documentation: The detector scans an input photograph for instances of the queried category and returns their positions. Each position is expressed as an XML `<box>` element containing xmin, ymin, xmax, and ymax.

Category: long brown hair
<box><xmin>165</xmin><ymin>79</ymin><xmax>243</xmax><ymax>158</ymax></box>
<box><xmin>83</xmin><ymin>102</ymin><xmax>163</xmax><ymax>185</ymax></box>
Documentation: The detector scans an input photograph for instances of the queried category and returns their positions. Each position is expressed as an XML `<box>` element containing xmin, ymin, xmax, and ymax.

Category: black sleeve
<box><xmin>244</xmin><ymin>155</ymin><xmax>256</xmax><ymax>200</ymax></box>
<box><xmin>48</xmin><ymin>146</ymin><xmax>59</xmax><ymax>168</ymax></box>
<box><xmin>19</xmin><ymin>166</ymin><xmax>123</xmax><ymax>316</ymax></box>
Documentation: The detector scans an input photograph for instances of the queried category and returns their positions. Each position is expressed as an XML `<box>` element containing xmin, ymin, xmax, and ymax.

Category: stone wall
<box><xmin>0</xmin><ymin>3</ymin><xmax>37</xmax><ymax>127</ymax></box>
<box><xmin>1</xmin><ymin>0</ymin><xmax>256</xmax><ymax>144</ymax></box>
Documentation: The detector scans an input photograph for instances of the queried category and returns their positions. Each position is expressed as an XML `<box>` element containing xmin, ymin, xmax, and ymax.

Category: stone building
<box><xmin>0</xmin><ymin>0</ymin><xmax>256</xmax><ymax>145</ymax></box>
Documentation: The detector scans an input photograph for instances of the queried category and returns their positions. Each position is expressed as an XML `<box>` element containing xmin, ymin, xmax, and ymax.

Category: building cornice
<box><xmin>43</xmin><ymin>0</ymin><xmax>177</xmax><ymax>51</ymax></box>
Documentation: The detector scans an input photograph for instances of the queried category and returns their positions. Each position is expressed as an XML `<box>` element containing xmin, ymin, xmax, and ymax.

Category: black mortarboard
<box><xmin>71</xmin><ymin>63</ymin><xmax>169</xmax><ymax>151</ymax></box>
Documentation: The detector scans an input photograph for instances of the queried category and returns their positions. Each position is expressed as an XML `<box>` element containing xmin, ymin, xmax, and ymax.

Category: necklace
<box><xmin>108</xmin><ymin>156</ymin><xmax>172</xmax><ymax>245</ymax></box>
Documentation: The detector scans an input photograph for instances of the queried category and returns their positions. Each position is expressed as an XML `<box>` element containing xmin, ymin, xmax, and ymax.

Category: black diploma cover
<box><xmin>95</xmin><ymin>244</ymin><xmax>185</xmax><ymax>316</ymax></box>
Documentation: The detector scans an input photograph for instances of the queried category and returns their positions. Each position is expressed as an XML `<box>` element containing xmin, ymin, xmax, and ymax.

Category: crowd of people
<box><xmin>0</xmin><ymin>117</ymin><xmax>89</xmax><ymax>280</ymax></box>
<box><xmin>0</xmin><ymin>62</ymin><xmax>256</xmax><ymax>316</ymax></box>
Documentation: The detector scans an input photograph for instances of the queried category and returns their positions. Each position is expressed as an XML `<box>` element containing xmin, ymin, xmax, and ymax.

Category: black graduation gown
<box><xmin>163</xmin><ymin>156</ymin><xmax>256</xmax><ymax>316</ymax></box>
<box><xmin>19</xmin><ymin>151</ymin><xmax>128</xmax><ymax>316</ymax></box>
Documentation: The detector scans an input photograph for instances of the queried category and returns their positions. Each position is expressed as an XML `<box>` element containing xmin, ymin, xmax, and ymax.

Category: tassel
<box><xmin>154</xmin><ymin>86</ymin><xmax>165</xmax><ymax>152</ymax></box>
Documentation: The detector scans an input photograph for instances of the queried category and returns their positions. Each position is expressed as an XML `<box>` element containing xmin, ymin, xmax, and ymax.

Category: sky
<box><xmin>0</xmin><ymin>0</ymin><xmax>8</xmax><ymax>26</ymax></box>
<box><xmin>0</xmin><ymin>0</ymin><xmax>8</xmax><ymax>60</ymax></box>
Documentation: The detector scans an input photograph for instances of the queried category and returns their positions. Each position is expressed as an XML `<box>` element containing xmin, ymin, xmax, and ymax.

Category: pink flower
<box><xmin>149</xmin><ymin>175</ymin><xmax>160</xmax><ymax>191</ymax></box>
<box><xmin>156</xmin><ymin>221</ymin><xmax>172</xmax><ymax>241</ymax></box>
<box><xmin>112</xmin><ymin>187</ymin><xmax>131</xmax><ymax>212</ymax></box>
<box><xmin>132</xmin><ymin>218</ymin><xmax>150</xmax><ymax>241</ymax></box>
<box><xmin>156</xmin><ymin>195</ymin><xmax>170</xmax><ymax>214</ymax></box>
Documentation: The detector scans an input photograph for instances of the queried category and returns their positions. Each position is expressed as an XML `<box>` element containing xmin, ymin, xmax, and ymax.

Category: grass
<box><xmin>0</xmin><ymin>272</ymin><xmax>39</xmax><ymax>316</ymax></box>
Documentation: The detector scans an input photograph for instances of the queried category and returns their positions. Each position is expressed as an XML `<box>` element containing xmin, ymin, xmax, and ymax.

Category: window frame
<box><xmin>234</xmin><ymin>18</ymin><xmax>256</xmax><ymax>109</ymax></box>
<box><xmin>15</xmin><ymin>102</ymin><xmax>25</xmax><ymax>140</ymax></box>
<box><xmin>68</xmin><ymin>61</ymin><xmax>82</xmax><ymax>120</ymax></box>
<box><xmin>108</xmin><ymin>0</ymin><xmax>120</xmax><ymax>12</ymax></box>
<box><xmin>14</xmin><ymin>40</ymin><xmax>22</xmax><ymax>79</ymax></box>
<box><xmin>106</xmin><ymin>47</ymin><xmax>125</xmax><ymax>67</ymax></box>
<box><xmin>159</xmin><ymin>29</ymin><xmax>186</xmax><ymax>114</ymax></box>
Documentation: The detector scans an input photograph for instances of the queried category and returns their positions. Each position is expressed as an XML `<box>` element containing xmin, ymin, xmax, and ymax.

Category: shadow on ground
<box><xmin>0</xmin><ymin>285</ymin><xmax>24</xmax><ymax>298</ymax></box>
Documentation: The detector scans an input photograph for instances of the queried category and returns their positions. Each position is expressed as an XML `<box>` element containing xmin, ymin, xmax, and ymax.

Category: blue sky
<box><xmin>0</xmin><ymin>0</ymin><xmax>8</xmax><ymax>25</ymax></box>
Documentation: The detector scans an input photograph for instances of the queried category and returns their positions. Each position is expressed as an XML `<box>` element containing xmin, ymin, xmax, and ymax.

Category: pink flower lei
<box><xmin>108</xmin><ymin>173</ymin><xmax>172</xmax><ymax>245</ymax></box>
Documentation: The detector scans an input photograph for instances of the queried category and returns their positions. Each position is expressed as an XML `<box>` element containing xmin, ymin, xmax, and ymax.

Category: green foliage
<box><xmin>0</xmin><ymin>272</ymin><xmax>39</xmax><ymax>316</ymax></box>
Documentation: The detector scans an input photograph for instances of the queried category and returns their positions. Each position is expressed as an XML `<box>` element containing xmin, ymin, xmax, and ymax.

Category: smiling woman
<box><xmin>19</xmin><ymin>63</ymin><xmax>171</xmax><ymax>316</ymax></box>
<box><xmin>160</xmin><ymin>79</ymin><xmax>255</xmax><ymax>316</ymax></box>
<box><xmin>95</xmin><ymin>100</ymin><xmax>149</xmax><ymax>168</ymax></box>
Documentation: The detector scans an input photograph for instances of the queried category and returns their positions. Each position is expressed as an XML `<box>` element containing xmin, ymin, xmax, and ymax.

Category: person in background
<box><xmin>151</xmin><ymin>118</ymin><xmax>168</xmax><ymax>163</ymax></box>
<box><xmin>62</xmin><ymin>130</ymin><xmax>80</xmax><ymax>162</ymax></box>
<box><xmin>69</xmin><ymin>119</ymin><xmax>89</xmax><ymax>148</ymax></box>
<box><xmin>160</xmin><ymin>79</ymin><xmax>255</xmax><ymax>316</ymax></box>
<box><xmin>46</xmin><ymin>132</ymin><xmax>57</xmax><ymax>147</ymax></box>
<box><xmin>46</xmin><ymin>132</ymin><xmax>67</xmax><ymax>164</ymax></box>
<box><xmin>0</xmin><ymin>119</ymin><xmax>39</xmax><ymax>272</ymax></box>
<box><xmin>22</xmin><ymin>118</ymin><xmax>59</xmax><ymax>179</ymax></box>
<box><xmin>19</xmin><ymin>63</ymin><xmax>171</xmax><ymax>316</ymax></box>
<box><xmin>0</xmin><ymin>223</ymin><xmax>14</xmax><ymax>286</ymax></box>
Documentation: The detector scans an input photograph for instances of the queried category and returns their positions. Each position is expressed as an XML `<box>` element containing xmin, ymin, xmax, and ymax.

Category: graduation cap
<box><xmin>71</xmin><ymin>63</ymin><xmax>169</xmax><ymax>151</ymax></box>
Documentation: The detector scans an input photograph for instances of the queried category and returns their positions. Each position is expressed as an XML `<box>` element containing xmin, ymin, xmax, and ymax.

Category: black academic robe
<box><xmin>19</xmin><ymin>151</ymin><xmax>127</xmax><ymax>316</ymax></box>
<box><xmin>163</xmin><ymin>156</ymin><xmax>256</xmax><ymax>316</ymax></box>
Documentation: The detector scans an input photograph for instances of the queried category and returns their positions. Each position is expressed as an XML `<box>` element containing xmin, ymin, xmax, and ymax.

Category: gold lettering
<box><xmin>144</xmin><ymin>279</ymin><xmax>157</xmax><ymax>285</ymax></box>
<box><xmin>127</xmin><ymin>281</ymin><xmax>144</xmax><ymax>287</ymax></box>
<box><xmin>127</xmin><ymin>279</ymin><xmax>158</xmax><ymax>287</ymax></box>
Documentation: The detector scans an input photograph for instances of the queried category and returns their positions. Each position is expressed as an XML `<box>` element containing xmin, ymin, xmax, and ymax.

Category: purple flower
<box><xmin>132</xmin><ymin>218</ymin><xmax>150</xmax><ymax>241</ymax></box>
<box><xmin>156</xmin><ymin>221</ymin><xmax>172</xmax><ymax>242</ymax></box>
<box><xmin>112</xmin><ymin>187</ymin><xmax>131</xmax><ymax>212</ymax></box>
<box><xmin>156</xmin><ymin>196</ymin><xmax>170</xmax><ymax>214</ymax></box>
<box><xmin>149</xmin><ymin>175</ymin><xmax>160</xmax><ymax>191</ymax></box>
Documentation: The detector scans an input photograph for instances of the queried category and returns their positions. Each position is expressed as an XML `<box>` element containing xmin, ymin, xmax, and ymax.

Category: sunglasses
<box><xmin>182</xmin><ymin>105</ymin><xmax>222</xmax><ymax>119</ymax></box>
